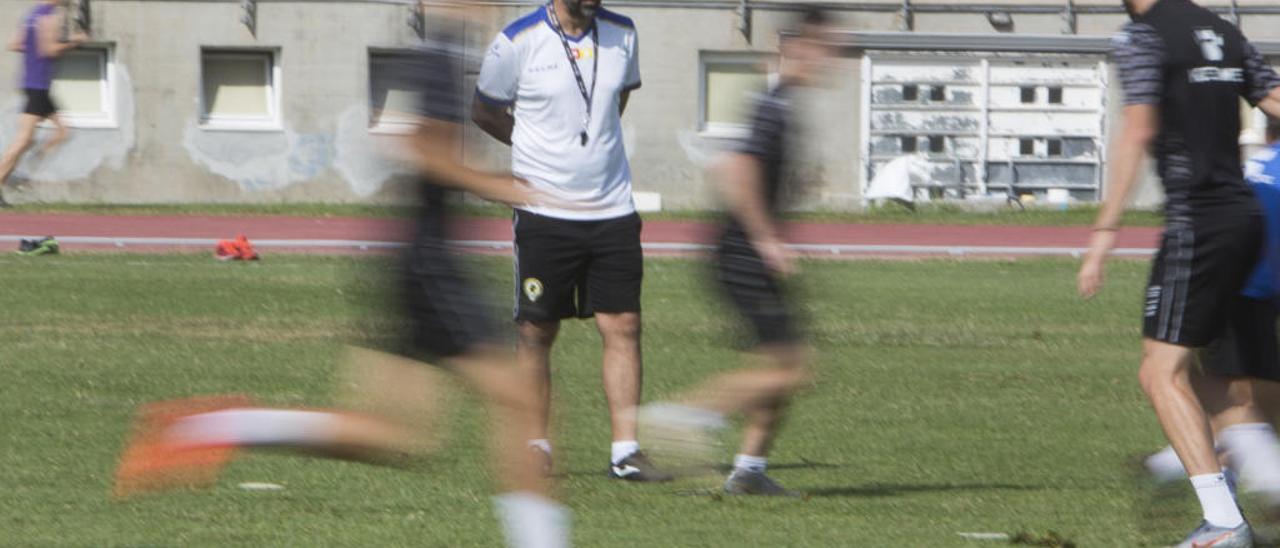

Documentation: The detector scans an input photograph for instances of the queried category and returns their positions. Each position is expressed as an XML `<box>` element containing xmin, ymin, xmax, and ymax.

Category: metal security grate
<box><xmin>862</xmin><ymin>51</ymin><xmax>1108</xmax><ymax>202</ymax></box>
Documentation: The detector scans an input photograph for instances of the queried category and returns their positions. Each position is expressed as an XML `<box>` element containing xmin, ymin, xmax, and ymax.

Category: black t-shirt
<box><xmin>722</xmin><ymin>84</ymin><xmax>793</xmax><ymax>242</ymax></box>
<box><xmin>1112</xmin><ymin>0</ymin><xmax>1280</xmax><ymax>218</ymax></box>
<box><xmin>396</xmin><ymin>35</ymin><xmax>467</xmax><ymax>239</ymax></box>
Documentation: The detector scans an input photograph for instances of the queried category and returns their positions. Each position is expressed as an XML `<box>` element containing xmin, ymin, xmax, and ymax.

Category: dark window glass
<box><xmin>929</xmin><ymin>136</ymin><xmax>945</xmax><ymax>153</ymax></box>
<box><xmin>1020</xmin><ymin>138</ymin><xmax>1036</xmax><ymax>155</ymax></box>
<box><xmin>1020</xmin><ymin>86</ymin><xmax>1036</xmax><ymax>104</ymax></box>
<box><xmin>902</xmin><ymin>84</ymin><xmax>918</xmax><ymax>102</ymax></box>
<box><xmin>1047</xmin><ymin>139</ymin><xmax>1063</xmax><ymax>156</ymax></box>
<box><xmin>929</xmin><ymin>85</ymin><xmax>946</xmax><ymax>102</ymax></box>
<box><xmin>901</xmin><ymin>136</ymin><xmax>917</xmax><ymax>153</ymax></box>
<box><xmin>1048</xmin><ymin>87</ymin><xmax>1064</xmax><ymax>104</ymax></box>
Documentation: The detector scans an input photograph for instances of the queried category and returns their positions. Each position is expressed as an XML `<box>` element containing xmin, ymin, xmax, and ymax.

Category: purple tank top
<box><xmin>22</xmin><ymin>4</ymin><xmax>56</xmax><ymax>90</ymax></box>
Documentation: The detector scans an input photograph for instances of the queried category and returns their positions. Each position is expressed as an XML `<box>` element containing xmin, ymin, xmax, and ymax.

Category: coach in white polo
<box><xmin>473</xmin><ymin>0</ymin><xmax>669</xmax><ymax>481</ymax></box>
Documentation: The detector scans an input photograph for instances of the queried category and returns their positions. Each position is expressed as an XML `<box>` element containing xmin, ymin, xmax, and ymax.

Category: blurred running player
<box><xmin>1144</xmin><ymin>117</ymin><xmax>1280</xmax><ymax>509</ymax></box>
<box><xmin>637</xmin><ymin>6</ymin><xmax>834</xmax><ymax>496</ymax></box>
<box><xmin>113</xmin><ymin>6</ymin><xmax>569</xmax><ymax>547</ymax></box>
<box><xmin>1078</xmin><ymin>0</ymin><xmax>1280</xmax><ymax>544</ymax></box>
<box><xmin>0</xmin><ymin>0</ymin><xmax>86</xmax><ymax>207</ymax></box>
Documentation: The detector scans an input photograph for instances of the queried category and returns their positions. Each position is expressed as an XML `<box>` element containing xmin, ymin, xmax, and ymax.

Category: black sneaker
<box><xmin>608</xmin><ymin>451</ymin><xmax>674</xmax><ymax>482</ymax></box>
<box><xmin>723</xmin><ymin>469</ymin><xmax>802</xmax><ymax>497</ymax></box>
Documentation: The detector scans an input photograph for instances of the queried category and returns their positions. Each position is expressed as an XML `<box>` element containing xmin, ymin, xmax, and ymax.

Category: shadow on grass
<box><xmin>559</xmin><ymin>459</ymin><xmax>844</xmax><ymax>480</ymax></box>
<box><xmin>807</xmin><ymin>481</ymin><xmax>1042</xmax><ymax>498</ymax></box>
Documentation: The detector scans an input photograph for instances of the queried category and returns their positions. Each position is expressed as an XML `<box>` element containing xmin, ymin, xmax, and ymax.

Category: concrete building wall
<box><xmin>0</xmin><ymin>0</ymin><xmax>1276</xmax><ymax>209</ymax></box>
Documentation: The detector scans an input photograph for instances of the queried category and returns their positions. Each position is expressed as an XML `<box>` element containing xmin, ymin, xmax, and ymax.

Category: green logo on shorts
<box><xmin>523</xmin><ymin>278</ymin><xmax>544</xmax><ymax>303</ymax></box>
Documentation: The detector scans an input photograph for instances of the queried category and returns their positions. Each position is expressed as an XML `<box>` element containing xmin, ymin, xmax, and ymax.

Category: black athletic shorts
<box><xmin>715</xmin><ymin>228</ymin><xmax>800</xmax><ymax>346</ymax></box>
<box><xmin>513</xmin><ymin>209</ymin><xmax>643</xmax><ymax>321</ymax></box>
<box><xmin>1200</xmin><ymin>296</ymin><xmax>1280</xmax><ymax>382</ymax></box>
<box><xmin>23</xmin><ymin>88</ymin><xmax>55</xmax><ymax>118</ymax></box>
<box><xmin>383</xmin><ymin>216</ymin><xmax>497</xmax><ymax>362</ymax></box>
<box><xmin>1144</xmin><ymin>209</ymin><xmax>1263</xmax><ymax>347</ymax></box>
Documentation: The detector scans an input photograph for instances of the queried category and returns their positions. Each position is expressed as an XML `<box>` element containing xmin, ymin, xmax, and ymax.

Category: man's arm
<box><xmin>716</xmin><ymin>153</ymin><xmax>777</xmax><ymax>244</ymax></box>
<box><xmin>473</xmin><ymin>33</ymin><xmax>520</xmax><ymax>146</ymax></box>
<box><xmin>471</xmin><ymin>100</ymin><xmax>514</xmax><ymax>146</ymax></box>
<box><xmin>36</xmin><ymin>10</ymin><xmax>84</xmax><ymax>58</ymax></box>
<box><xmin>1079</xmin><ymin>22</ymin><xmax>1164</xmax><ymax>298</ymax></box>
<box><xmin>1079</xmin><ymin>104</ymin><xmax>1158</xmax><ymax>298</ymax></box>
<box><xmin>407</xmin><ymin>115</ymin><xmax>527</xmax><ymax>206</ymax></box>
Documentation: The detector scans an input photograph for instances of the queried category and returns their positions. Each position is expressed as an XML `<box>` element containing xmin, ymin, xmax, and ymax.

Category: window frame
<box><xmin>198</xmin><ymin>48</ymin><xmax>282</xmax><ymax>132</ymax></box>
<box><xmin>367</xmin><ymin>47</ymin><xmax>423</xmax><ymax>135</ymax></box>
<box><xmin>697</xmin><ymin>51</ymin><xmax>776</xmax><ymax>138</ymax></box>
<box><xmin>49</xmin><ymin>43</ymin><xmax>116</xmax><ymax>129</ymax></box>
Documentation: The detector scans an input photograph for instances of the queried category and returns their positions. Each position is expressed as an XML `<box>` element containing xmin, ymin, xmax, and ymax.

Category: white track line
<box><xmin>0</xmin><ymin>235</ymin><xmax>1156</xmax><ymax>257</ymax></box>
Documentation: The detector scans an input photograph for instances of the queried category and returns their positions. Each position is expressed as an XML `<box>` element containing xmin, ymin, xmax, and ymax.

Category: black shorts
<box><xmin>386</xmin><ymin>227</ymin><xmax>496</xmax><ymax>362</ymax></box>
<box><xmin>715</xmin><ymin>229</ymin><xmax>800</xmax><ymax>346</ymax></box>
<box><xmin>23</xmin><ymin>88</ymin><xmax>55</xmax><ymax>118</ymax></box>
<box><xmin>513</xmin><ymin>210</ymin><xmax>643</xmax><ymax>321</ymax></box>
<box><xmin>1144</xmin><ymin>211</ymin><xmax>1263</xmax><ymax>347</ymax></box>
<box><xmin>1200</xmin><ymin>297</ymin><xmax>1280</xmax><ymax>382</ymax></box>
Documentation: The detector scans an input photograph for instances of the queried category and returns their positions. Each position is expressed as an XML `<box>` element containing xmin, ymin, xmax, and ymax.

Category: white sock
<box><xmin>528</xmin><ymin>439</ymin><xmax>552</xmax><ymax>456</ymax></box>
<box><xmin>1145</xmin><ymin>445</ymin><xmax>1188</xmax><ymax>483</ymax></box>
<box><xmin>1220</xmin><ymin>423</ymin><xmax>1280</xmax><ymax>497</ymax></box>
<box><xmin>1190</xmin><ymin>473</ymin><xmax>1245</xmax><ymax>528</ymax></box>
<box><xmin>734</xmin><ymin>454</ymin><xmax>768</xmax><ymax>473</ymax></box>
<box><xmin>493</xmin><ymin>492</ymin><xmax>570</xmax><ymax>548</ymax></box>
<box><xmin>611</xmin><ymin>440</ymin><xmax>640</xmax><ymax>465</ymax></box>
<box><xmin>167</xmin><ymin>408</ymin><xmax>339</xmax><ymax>447</ymax></box>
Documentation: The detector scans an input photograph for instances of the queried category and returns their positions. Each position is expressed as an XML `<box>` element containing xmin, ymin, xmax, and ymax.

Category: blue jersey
<box><xmin>1242</xmin><ymin>143</ymin><xmax>1280</xmax><ymax>300</ymax></box>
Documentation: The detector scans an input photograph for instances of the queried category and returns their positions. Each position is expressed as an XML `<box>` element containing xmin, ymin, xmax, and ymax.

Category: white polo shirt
<box><xmin>476</xmin><ymin>6</ymin><xmax>641</xmax><ymax>221</ymax></box>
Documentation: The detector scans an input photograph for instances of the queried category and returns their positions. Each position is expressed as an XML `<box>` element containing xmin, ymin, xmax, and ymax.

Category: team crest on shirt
<box><xmin>571</xmin><ymin>47</ymin><xmax>594</xmax><ymax>60</ymax></box>
<box><xmin>523</xmin><ymin>278</ymin><xmax>545</xmax><ymax>302</ymax></box>
<box><xmin>1194</xmin><ymin>28</ymin><xmax>1225</xmax><ymax>62</ymax></box>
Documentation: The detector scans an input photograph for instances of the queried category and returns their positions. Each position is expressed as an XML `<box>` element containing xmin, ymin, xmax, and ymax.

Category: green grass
<box><xmin>1</xmin><ymin>254</ymin><xmax>1212</xmax><ymax>546</ymax></box>
<box><xmin>5</xmin><ymin>201</ymin><xmax>1166</xmax><ymax>227</ymax></box>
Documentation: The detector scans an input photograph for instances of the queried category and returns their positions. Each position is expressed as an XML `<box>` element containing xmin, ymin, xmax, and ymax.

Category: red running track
<box><xmin>0</xmin><ymin>212</ymin><xmax>1163</xmax><ymax>255</ymax></box>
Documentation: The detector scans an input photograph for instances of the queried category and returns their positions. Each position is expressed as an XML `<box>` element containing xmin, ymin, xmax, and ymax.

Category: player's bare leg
<box><xmin>597</xmin><ymin>312</ymin><xmax>641</xmax><ymax>444</ymax></box>
<box><xmin>1138</xmin><ymin>339</ymin><xmax>1246</xmax><ymax>531</ymax></box>
<box><xmin>596</xmin><ymin>311</ymin><xmax>670</xmax><ymax>481</ymax></box>
<box><xmin>1140</xmin><ymin>341</ymin><xmax>1219</xmax><ymax>475</ymax></box>
<box><xmin>31</xmin><ymin>113</ymin><xmax>68</xmax><ymax>162</ymax></box>
<box><xmin>0</xmin><ymin>113</ymin><xmax>41</xmax><ymax>205</ymax></box>
<box><xmin>639</xmin><ymin>343</ymin><xmax>810</xmax><ymax>495</ymax></box>
<box><xmin>517</xmin><ymin>320</ymin><xmax>559</xmax><ymax>472</ymax></box>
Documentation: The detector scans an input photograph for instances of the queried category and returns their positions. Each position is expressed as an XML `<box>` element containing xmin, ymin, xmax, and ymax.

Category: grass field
<box><xmin>3</xmin><ymin>201</ymin><xmax>1166</xmax><ymax>227</ymax></box>
<box><xmin>0</xmin><ymin>254</ymin><xmax>1222</xmax><ymax>546</ymax></box>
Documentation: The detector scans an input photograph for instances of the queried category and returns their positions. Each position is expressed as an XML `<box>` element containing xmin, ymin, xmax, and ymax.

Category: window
<box><xmin>1019</xmin><ymin>138</ymin><xmax>1035</xmax><ymax>156</ymax></box>
<box><xmin>902</xmin><ymin>84</ymin><xmax>918</xmax><ymax>102</ymax></box>
<box><xmin>901</xmin><ymin>136</ymin><xmax>918</xmax><ymax>153</ymax></box>
<box><xmin>50</xmin><ymin>46</ymin><xmax>114</xmax><ymax>127</ymax></box>
<box><xmin>1048</xmin><ymin>87</ymin><xmax>1064</xmax><ymax>105</ymax></box>
<box><xmin>200</xmin><ymin>49</ymin><xmax>280</xmax><ymax>130</ymax></box>
<box><xmin>1020</xmin><ymin>86</ymin><xmax>1036</xmax><ymax>104</ymax></box>
<box><xmin>700</xmin><ymin>52</ymin><xmax>772</xmax><ymax>134</ymax></box>
<box><xmin>928</xmin><ymin>136</ymin><xmax>945</xmax><ymax>153</ymax></box>
<box><xmin>368</xmin><ymin>50</ymin><xmax>421</xmax><ymax>133</ymax></box>
<box><xmin>1047</xmin><ymin>139</ymin><xmax>1064</xmax><ymax>157</ymax></box>
<box><xmin>929</xmin><ymin>85</ymin><xmax>946</xmax><ymax>102</ymax></box>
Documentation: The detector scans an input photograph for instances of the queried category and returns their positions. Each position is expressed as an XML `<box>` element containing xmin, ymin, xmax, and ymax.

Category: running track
<box><xmin>0</xmin><ymin>212</ymin><xmax>1163</xmax><ymax>257</ymax></box>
